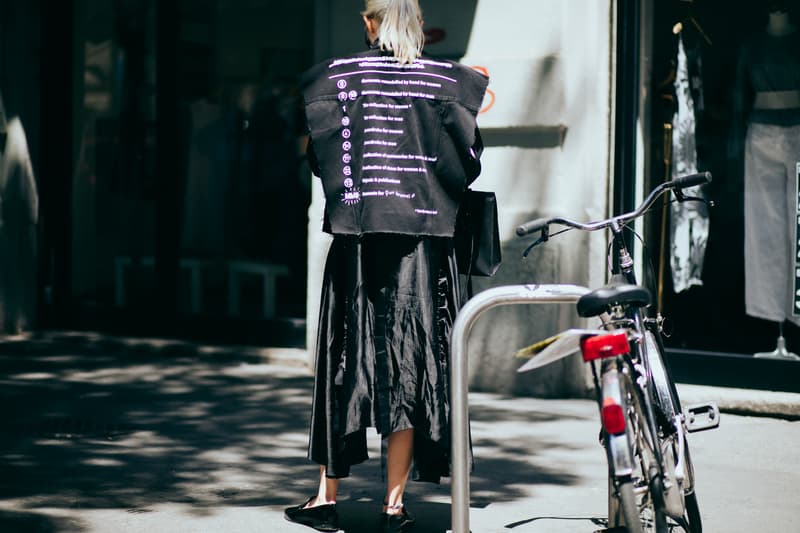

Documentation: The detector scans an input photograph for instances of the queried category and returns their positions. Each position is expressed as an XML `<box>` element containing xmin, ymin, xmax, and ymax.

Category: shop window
<box><xmin>648</xmin><ymin>1</ymin><xmax>800</xmax><ymax>358</ymax></box>
<box><xmin>72</xmin><ymin>0</ymin><xmax>313</xmax><ymax>331</ymax></box>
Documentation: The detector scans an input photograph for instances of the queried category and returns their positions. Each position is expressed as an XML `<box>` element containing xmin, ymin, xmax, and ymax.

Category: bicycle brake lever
<box><xmin>522</xmin><ymin>227</ymin><xmax>550</xmax><ymax>258</ymax></box>
<box><xmin>682</xmin><ymin>195</ymin><xmax>715</xmax><ymax>208</ymax></box>
<box><xmin>674</xmin><ymin>188</ymin><xmax>714</xmax><ymax>208</ymax></box>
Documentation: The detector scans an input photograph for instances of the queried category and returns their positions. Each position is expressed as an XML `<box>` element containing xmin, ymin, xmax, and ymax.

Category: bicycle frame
<box><xmin>603</xmin><ymin>193</ymin><xmax>707</xmax><ymax>522</ymax></box>
<box><xmin>447</xmin><ymin>172</ymin><xmax>715</xmax><ymax>533</ymax></box>
<box><xmin>590</xmin><ymin>301</ymin><xmax>681</xmax><ymax>529</ymax></box>
<box><xmin>510</xmin><ymin>171</ymin><xmax>715</xmax><ymax>532</ymax></box>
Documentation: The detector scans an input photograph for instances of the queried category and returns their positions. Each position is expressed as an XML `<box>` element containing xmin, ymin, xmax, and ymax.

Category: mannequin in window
<box><xmin>732</xmin><ymin>1</ymin><xmax>800</xmax><ymax>358</ymax></box>
<box><xmin>0</xmin><ymin>92</ymin><xmax>39</xmax><ymax>334</ymax></box>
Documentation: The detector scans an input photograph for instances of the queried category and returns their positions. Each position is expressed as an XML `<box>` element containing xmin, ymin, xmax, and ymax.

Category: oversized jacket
<box><xmin>300</xmin><ymin>48</ymin><xmax>488</xmax><ymax>237</ymax></box>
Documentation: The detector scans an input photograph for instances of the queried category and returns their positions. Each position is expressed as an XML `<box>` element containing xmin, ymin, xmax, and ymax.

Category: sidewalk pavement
<box><xmin>0</xmin><ymin>331</ymin><xmax>797</xmax><ymax>533</ymax></box>
<box><xmin>257</xmin><ymin>346</ymin><xmax>800</xmax><ymax>421</ymax></box>
<box><xmin>8</xmin><ymin>331</ymin><xmax>790</xmax><ymax>418</ymax></box>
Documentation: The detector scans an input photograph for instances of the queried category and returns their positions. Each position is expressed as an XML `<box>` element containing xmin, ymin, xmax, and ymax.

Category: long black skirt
<box><xmin>308</xmin><ymin>234</ymin><xmax>466</xmax><ymax>483</ymax></box>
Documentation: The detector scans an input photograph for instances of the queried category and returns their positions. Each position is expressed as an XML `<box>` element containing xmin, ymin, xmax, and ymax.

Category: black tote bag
<box><xmin>455</xmin><ymin>189</ymin><xmax>502</xmax><ymax>278</ymax></box>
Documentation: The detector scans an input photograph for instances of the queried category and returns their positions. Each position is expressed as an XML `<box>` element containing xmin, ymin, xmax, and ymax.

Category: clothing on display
<box><xmin>732</xmin><ymin>23</ymin><xmax>800</xmax><ymax>132</ymax></box>
<box><xmin>735</xmin><ymin>17</ymin><xmax>800</xmax><ymax>325</ymax></box>
<box><xmin>670</xmin><ymin>35</ymin><xmax>709</xmax><ymax>293</ymax></box>
<box><xmin>744</xmin><ymin>124</ymin><xmax>800</xmax><ymax>325</ymax></box>
<box><xmin>0</xmin><ymin>114</ymin><xmax>39</xmax><ymax>333</ymax></box>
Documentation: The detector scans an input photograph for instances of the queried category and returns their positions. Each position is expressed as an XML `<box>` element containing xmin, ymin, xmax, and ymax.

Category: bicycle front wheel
<box><xmin>684</xmin><ymin>489</ymin><xmax>702</xmax><ymax>533</ymax></box>
<box><xmin>678</xmin><ymin>438</ymin><xmax>702</xmax><ymax>532</ymax></box>
<box><xmin>643</xmin><ymin>330</ymin><xmax>704</xmax><ymax>532</ymax></box>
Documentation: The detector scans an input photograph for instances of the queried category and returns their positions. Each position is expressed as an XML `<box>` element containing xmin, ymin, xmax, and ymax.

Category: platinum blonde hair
<box><xmin>362</xmin><ymin>0</ymin><xmax>424</xmax><ymax>64</ymax></box>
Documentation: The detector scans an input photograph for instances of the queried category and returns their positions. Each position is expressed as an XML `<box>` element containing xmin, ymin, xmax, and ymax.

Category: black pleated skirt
<box><xmin>308</xmin><ymin>233</ymin><xmax>465</xmax><ymax>483</ymax></box>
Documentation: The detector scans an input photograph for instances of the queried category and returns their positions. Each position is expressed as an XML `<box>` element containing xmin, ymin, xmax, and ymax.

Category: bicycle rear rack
<box><xmin>449</xmin><ymin>283</ymin><xmax>590</xmax><ymax>533</ymax></box>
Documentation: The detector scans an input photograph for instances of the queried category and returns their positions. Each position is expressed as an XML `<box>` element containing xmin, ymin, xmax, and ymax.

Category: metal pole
<box><xmin>449</xmin><ymin>283</ymin><xmax>591</xmax><ymax>533</ymax></box>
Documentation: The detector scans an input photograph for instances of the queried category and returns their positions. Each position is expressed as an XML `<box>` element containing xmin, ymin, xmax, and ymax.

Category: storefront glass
<box><xmin>70</xmin><ymin>0</ymin><xmax>313</xmax><ymax>338</ymax></box>
<box><xmin>175</xmin><ymin>0</ymin><xmax>311</xmax><ymax>323</ymax></box>
<box><xmin>73</xmin><ymin>0</ymin><xmax>158</xmax><ymax>319</ymax></box>
<box><xmin>648</xmin><ymin>0</ymin><xmax>800</xmax><ymax>358</ymax></box>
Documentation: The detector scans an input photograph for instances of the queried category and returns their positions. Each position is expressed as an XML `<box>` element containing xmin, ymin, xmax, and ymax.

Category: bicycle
<box><xmin>514</xmin><ymin>171</ymin><xmax>721</xmax><ymax>533</ymax></box>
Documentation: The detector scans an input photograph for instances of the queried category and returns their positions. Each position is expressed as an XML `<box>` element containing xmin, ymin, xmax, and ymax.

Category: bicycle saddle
<box><xmin>576</xmin><ymin>284</ymin><xmax>652</xmax><ymax>318</ymax></box>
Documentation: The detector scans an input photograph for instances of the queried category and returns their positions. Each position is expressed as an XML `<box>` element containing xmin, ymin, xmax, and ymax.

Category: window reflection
<box><xmin>73</xmin><ymin>0</ymin><xmax>312</xmax><ymax>329</ymax></box>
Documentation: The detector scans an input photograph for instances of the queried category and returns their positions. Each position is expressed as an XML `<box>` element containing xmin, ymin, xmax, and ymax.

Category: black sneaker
<box><xmin>379</xmin><ymin>507</ymin><xmax>415</xmax><ymax>532</ymax></box>
<box><xmin>284</xmin><ymin>497</ymin><xmax>340</xmax><ymax>532</ymax></box>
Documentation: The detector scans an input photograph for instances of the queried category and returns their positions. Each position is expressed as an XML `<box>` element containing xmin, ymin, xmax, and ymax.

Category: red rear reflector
<box><xmin>580</xmin><ymin>332</ymin><xmax>630</xmax><ymax>362</ymax></box>
<box><xmin>602</xmin><ymin>398</ymin><xmax>626</xmax><ymax>434</ymax></box>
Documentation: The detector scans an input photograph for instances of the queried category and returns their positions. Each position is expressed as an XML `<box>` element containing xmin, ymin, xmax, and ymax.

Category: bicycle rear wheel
<box><xmin>616</xmin><ymin>479</ymin><xmax>644</xmax><ymax>533</ymax></box>
<box><xmin>621</xmin><ymin>371</ymin><xmax>668</xmax><ymax>533</ymax></box>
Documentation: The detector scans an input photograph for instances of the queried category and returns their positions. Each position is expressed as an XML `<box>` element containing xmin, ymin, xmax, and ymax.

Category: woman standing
<box><xmin>285</xmin><ymin>1</ymin><xmax>487</xmax><ymax>531</ymax></box>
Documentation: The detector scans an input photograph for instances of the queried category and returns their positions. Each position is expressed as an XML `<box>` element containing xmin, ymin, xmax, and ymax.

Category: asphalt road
<box><xmin>0</xmin><ymin>332</ymin><xmax>797</xmax><ymax>532</ymax></box>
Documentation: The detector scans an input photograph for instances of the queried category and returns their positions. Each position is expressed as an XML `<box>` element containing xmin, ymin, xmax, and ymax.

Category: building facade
<box><xmin>1</xmin><ymin>0</ymin><xmax>797</xmax><ymax>393</ymax></box>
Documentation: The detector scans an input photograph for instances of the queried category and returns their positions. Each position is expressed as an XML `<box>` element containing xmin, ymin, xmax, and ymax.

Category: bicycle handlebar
<box><xmin>671</xmin><ymin>171</ymin><xmax>712</xmax><ymax>189</ymax></box>
<box><xmin>515</xmin><ymin>171</ymin><xmax>712</xmax><ymax>237</ymax></box>
<box><xmin>516</xmin><ymin>217</ymin><xmax>551</xmax><ymax>236</ymax></box>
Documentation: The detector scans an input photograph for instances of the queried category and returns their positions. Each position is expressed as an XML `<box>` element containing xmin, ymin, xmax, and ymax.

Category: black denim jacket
<box><xmin>301</xmin><ymin>49</ymin><xmax>488</xmax><ymax>237</ymax></box>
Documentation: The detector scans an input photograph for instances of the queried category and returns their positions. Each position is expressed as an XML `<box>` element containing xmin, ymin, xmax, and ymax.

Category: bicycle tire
<box><xmin>642</xmin><ymin>330</ymin><xmax>680</xmax><ymax>426</ymax></box>
<box><xmin>623</xmin><ymin>372</ymin><xmax>668</xmax><ymax>533</ymax></box>
<box><xmin>644</xmin><ymin>329</ymin><xmax>705</xmax><ymax>532</ymax></box>
<box><xmin>648</xmin><ymin>468</ymin><xmax>669</xmax><ymax>533</ymax></box>
<box><xmin>617</xmin><ymin>479</ymin><xmax>645</xmax><ymax>533</ymax></box>
<box><xmin>684</xmin><ymin>489</ymin><xmax>702</xmax><ymax>533</ymax></box>
<box><xmin>677</xmin><ymin>439</ymin><xmax>702</xmax><ymax>533</ymax></box>
<box><xmin>611</xmin><ymin>474</ymin><xmax>668</xmax><ymax>533</ymax></box>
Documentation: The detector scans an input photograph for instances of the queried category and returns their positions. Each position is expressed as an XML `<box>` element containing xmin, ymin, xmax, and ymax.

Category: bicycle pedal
<box><xmin>684</xmin><ymin>402</ymin><xmax>720</xmax><ymax>432</ymax></box>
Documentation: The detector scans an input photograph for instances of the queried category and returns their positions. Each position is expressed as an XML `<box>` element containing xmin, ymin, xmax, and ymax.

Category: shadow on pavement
<box><xmin>0</xmin><ymin>509</ymin><xmax>84</xmax><ymax>533</ymax></box>
<box><xmin>0</xmin><ymin>331</ymin><xmax>593</xmax><ymax>532</ymax></box>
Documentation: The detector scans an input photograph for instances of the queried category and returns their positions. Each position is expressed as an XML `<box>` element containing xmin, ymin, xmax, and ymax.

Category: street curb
<box><xmin>4</xmin><ymin>332</ymin><xmax>796</xmax><ymax>420</ymax></box>
<box><xmin>251</xmin><ymin>348</ymin><xmax>800</xmax><ymax>420</ymax></box>
<box><xmin>253</xmin><ymin>349</ymin><xmax>800</xmax><ymax>420</ymax></box>
<box><xmin>677</xmin><ymin>383</ymin><xmax>800</xmax><ymax>421</ymax></box>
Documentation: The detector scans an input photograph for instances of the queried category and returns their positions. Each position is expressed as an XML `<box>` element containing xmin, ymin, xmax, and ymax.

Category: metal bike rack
<box><xmin>449</xmin><ymin>283</ymin><xmax>590</xmax><ymax>533</ymax></box>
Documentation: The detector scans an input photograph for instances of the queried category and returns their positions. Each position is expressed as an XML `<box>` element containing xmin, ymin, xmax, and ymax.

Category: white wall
<box><xmin>306</xmin><ymin>0</ymin><xmax>615</xmax><ymax>397</ymax></box>
<box><xmin>458</xmin><ymin>0</ymin><xmax>614</xmax><ymax>396</ymax></box>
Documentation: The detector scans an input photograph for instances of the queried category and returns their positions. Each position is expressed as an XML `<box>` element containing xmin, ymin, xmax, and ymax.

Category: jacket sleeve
<box><xmin>466</xmin><ymin>127</ymin><xmax>484</xmax><ymax>186</ymax></box>
<box><xmin>306</xmin><ymin>136</ymin><xmax>322</xmax><ymax>177</ymax></box>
